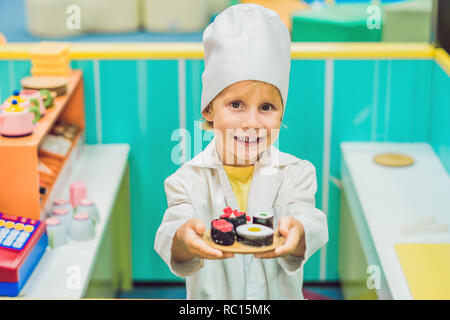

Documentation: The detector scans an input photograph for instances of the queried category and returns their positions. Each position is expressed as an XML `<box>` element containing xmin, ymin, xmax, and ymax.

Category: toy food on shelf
<box><xmin>39</xmin><ymin>121</ymin><xmax>80</xmax><ymax>158</ymax></box>
<box><xmin>50</xmin><ymin>121</ymin><xmax>79</xmax><ymax>140</ymax></box>
<box><xmin>39</xmin><ymin>89</ymin><xmax>55</xmax><ymax>109</ymax></box>
<box><xmin>21</xmin><ymin>76</ymin><xmax>68</xmax><ymax>97</ymax></box>
<box><xmin>40</xmin><ymin>134</ymin><xmax>72</xmax><ymax>158</ymax></box>
<box><xmin>2</xmin><ymin>89</ymin><xmax>55</xmax><ymax>123</ymax></box>
<box><xmin>30</xmin><ymin>42</ymin><xmax>71</xmax><ymax>78</ymax></box>
<box><xmin>0</xmin><ymin>100</ymin><xmax>41</xmax><ymax>137</ymax></box>
<box><xmin>18</xmin><ymin>89</ymin><xmax>46</xmax><ymax>116</ymax></box>
<box><xmin>3</xmin><ymin>90</ymin><xmax>43</xmax><ymax>117</ymax></box>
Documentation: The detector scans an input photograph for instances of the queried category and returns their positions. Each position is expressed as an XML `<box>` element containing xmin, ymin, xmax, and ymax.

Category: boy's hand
<box><xmin>254</xmin><ymin>215</ymin><xmax>306</xmax><ymax>259</ymax></box>
<box><xmin>172</xmin><ymin>218</ymin><xmax>235</xmax><ymax>262</ymax></box>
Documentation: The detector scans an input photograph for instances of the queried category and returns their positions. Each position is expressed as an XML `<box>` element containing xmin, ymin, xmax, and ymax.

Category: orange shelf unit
<box><xmin>0</xmin><ymin>70</ymin><xmax>85</xmax><ymax>220</ymax></box>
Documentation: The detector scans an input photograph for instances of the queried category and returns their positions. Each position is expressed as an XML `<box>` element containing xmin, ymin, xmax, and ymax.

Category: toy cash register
<box><xmin>0</xmin><ymin>213</ymin><xmax>48</xmax><ymax>297</ymax></box>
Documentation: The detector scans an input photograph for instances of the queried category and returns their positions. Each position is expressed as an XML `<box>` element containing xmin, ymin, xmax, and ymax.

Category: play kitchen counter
<box><xmin>0</xmin><ymin>68</ymin><xmax>132</xmax><ymax>298</ymax></box>
<box><xmin>339</xmin><ymin>142</ymin><xmax>450</xmax><ymax>300</ymax></box>
<box><xmin>1</xmin><ymin>144</ymin><xmax>132</xmax><ymax>299</ymax></box>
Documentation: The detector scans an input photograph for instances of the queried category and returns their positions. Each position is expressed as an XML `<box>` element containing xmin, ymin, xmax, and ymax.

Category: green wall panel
<box><xmin>386</xmin><ymin>60</ymin><xmax>432</xmax><ymax>142</ymax></box>
<box><xmin>185</xmin><ymin>59</ymin><xmax>212</xmax><ymax>160</ymax></box>
<box><xmin>70</xmin><ymin>60</ymin><xmax>99</xmax><ymax>144</ymax></box>
<box><xmin>0</xmin><ymin>60</ymin><xmax>31</xmax><ymax>101</ymax></box>
<box><xmin>0</xmin><ymin>61</ymin><xmax>10</xmax><ymax>101</ymax></box>
<box><xmin>330</xmin><ymin>60</ymin><xmax>376</xmax><ymax>281</ymax></box>
<box><xmin>140</xmin><ymin>60</ymin><xmax>181</xmax><ymax>281</ymax></box>
<box><xmin>136</xmin><ymin>60</ymin><xmax>180</xmax><ymax>281</ymax></box>
<box><xmin>280</xmin><ymin>59</ymin><xmax>326</xmax><ymax>281</ymax></box>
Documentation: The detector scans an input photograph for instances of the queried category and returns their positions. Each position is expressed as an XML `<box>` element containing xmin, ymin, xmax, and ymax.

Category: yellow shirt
<box><xmin>223</xmin><ymin>165</ymin><xmax>255</xmax><ymax>212</ymax></box>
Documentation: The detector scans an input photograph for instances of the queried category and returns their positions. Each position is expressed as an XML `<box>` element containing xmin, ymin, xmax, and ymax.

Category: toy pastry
<box><xmin>252</xmin><ymin>211</ymin><xmax>274</xmax><ymax>228</ymax></box>
<box><xmin>220</xmin><ymin>207</ymin><xmax>250</xmax><ymax>229</ymax></box>
<box><xmin>236</xmin><ymin>224</ymin><xmax>273</xmax><ymax>247</ymax></box>
<box><xmin>211</xmin><ymin>218</ymin><xmax>235</xmax><ymax>246</ymax></box>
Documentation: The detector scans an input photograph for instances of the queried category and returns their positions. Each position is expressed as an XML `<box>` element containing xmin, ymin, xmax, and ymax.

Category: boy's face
<box><xmin>202</xmin><ymin>80</ymin><xmax>283</xmax><ymax>166</ymax></box>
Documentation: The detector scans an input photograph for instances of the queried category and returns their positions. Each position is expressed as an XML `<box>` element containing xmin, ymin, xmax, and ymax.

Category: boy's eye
<box><xmin>230</xmin><ymin>101</ymin><xmax>241</xmax><ymax>109</ymax></box>
<box><xmin>261</xmin><ymin>104</ymin><xmax>273</xmax><ymax>111</ymax></box>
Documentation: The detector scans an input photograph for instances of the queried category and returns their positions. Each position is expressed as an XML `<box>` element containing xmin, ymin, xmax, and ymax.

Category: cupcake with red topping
<box><xmin>220</xmin><ymin>207</ymin><xmax>250</xmax><ymax>229</ymax></box>
<box><xmin>211</xmin><ymin>218</ymin><xmax>235</xmax><ymax>246</ymax></box>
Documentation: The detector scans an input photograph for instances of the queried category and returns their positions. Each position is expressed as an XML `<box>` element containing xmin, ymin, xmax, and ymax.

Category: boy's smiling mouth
<box><xmin>234</xmin><ymin>135</ymin><xmax>263</xmax><ymax>146</ymax></box>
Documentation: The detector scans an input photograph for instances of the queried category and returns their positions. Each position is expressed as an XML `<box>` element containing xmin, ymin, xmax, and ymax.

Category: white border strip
<box><xmin>320</xmin><ymin>59</ymin><xmax>334</xmax><ymax>281</ymax></box>
<box><xmin>93</xmin><ymin>60</ymin><xmax>102</xmax><ymax>143</ymax></box>
<box><xmin>178</xmin><ymin>59</ymin><xmax>187</xmax><ymax>162</ymax></box>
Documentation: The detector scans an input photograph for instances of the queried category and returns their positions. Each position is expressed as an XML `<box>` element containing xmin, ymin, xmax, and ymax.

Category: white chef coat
<box><xmin>154</xmin><ymin>136</ymin><xmax>329</xmax><ymax>299</ymax></box>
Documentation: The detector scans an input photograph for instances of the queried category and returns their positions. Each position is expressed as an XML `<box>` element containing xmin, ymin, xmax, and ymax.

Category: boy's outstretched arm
<box><xmin>155</xmin><ymin>173</ymin><xmax>233</xmax><ymax>278</ymax></box>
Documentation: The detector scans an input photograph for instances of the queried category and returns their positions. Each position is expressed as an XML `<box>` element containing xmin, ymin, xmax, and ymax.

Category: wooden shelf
<box><xmin>0</xmin><ymin>70</ymin><xmax>85</xmax><ymax>220</ymax></box>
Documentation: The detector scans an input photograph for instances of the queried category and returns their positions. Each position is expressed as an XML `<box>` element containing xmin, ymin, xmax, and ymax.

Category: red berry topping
<box><xmin>246</xmin><ymin>215</ymin><xmax>251</xmax><ymax>221</ymax></box>
<box><xmin>223</xmin><ymin>207</ymin><xmax>232</xmax><ymax>214</ymax></box>
<box><xmin>221</xmin><ymin>212</ymin><xmax>231</xmax><ymax>218</ymax></box>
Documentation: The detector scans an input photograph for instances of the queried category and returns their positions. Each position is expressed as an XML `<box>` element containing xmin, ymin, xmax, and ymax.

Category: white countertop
<box><xmin>341</xmin><ymin>142</ymin><xmax>450</xmax><ymax>300</ymax></box>
<box><xmin>17</xmin><ymin>144</ymin><xmax>130</xmax><ymax>299</ymax></box>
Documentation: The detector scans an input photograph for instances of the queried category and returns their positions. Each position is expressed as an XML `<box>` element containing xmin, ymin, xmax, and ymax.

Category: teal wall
<box><xmin>429</xmin><ymin>62</ymin><xmax>450</xmax><ymax>174</ymax></box>
<box><xmin>0</xmin><ymin>57</ymin><xmax>447</xmax><ymax>282</ymax></box>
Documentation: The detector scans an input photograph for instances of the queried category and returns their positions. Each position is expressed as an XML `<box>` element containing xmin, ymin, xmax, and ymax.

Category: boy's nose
<box><xmin>241</xmin><ymin>109</ymin><xmax>263</xmax><ymax>129</ymax></box>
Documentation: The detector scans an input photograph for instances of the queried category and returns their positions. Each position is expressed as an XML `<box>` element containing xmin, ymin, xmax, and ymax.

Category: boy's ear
<box><xmin>202</xmin><ymin>104</ymin><xmax>214</xmax><ymax>121</ymax></box>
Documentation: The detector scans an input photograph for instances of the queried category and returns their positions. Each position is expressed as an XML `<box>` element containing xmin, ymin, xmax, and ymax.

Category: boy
<box><xmin>155</xmin><ymin>4</ymin><xmax>328</xmax><ymax>299</ymax></box>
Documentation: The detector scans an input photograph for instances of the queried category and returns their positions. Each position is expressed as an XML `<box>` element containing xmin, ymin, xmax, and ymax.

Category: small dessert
<box><xmin>211</xmin><ymin>218</ymin><xmax>235</xmax><ymax>246</ymax></box>
<box><xmin>236</xmin><ymin>224</ymin><xmax>273</xmax><ymax>247</ymax></box>
<box><xmin>253</xmin><ymin>211</ymin><xmax>274</xmax><ymax>229</ymax></box>
<box><xmin>220</xmin><ymin>207</ymin><xmax>250</xmax><ymax>229</ymax></box>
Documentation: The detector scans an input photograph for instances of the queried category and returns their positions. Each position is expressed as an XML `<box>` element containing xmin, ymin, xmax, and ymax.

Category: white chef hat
<box><xmin>201</xmin><ymin>4</ymin><xmax>291</xmax><ymax>118</ymax></box>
